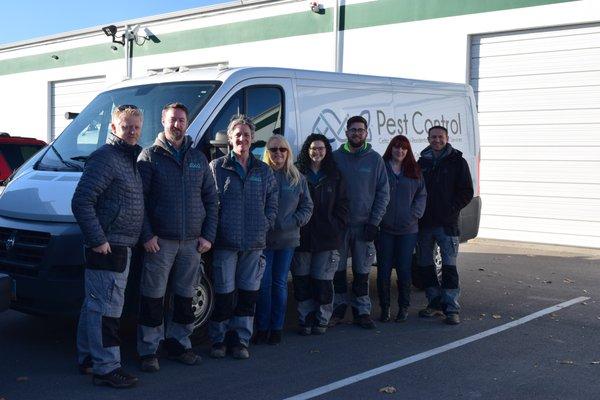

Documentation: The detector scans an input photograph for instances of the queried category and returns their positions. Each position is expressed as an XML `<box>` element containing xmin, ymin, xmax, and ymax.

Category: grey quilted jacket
<box><xmin>266</xmin><ymin>170</ymin><xmax>313</xmax><ymax>250</ymax></box>
<box><xmin>210</xmin><ymin>153</ymin><xmax>278</xmax><ymax>251</ymax></box>
<box><xmin>71</xmin><ymin>136</ymin><xmax>144</xmax><ymax>248</ymax></box>
<box><xmin>137</xmin><ymin>132</ymin><xmax>218</xmax><ymax>243</ymax></box>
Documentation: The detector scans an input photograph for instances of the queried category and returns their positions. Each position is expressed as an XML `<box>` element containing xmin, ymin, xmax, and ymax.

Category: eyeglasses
<box><xmin>348</xmin><ymin>128</ymin><xmax>367</xmax><ymax>134</ymax></box>
<box><xmin>116</xmin><ymin>104</ymin><xmax>139</xmax><ymax>111</ymax></box>
<box><xmin>268</xmin><ymin>147</ymin><xmax>288</xmax><ymax>153</ymax></box>
<box><xmin>309</xmin><ymin>146</ymin><xmax>326</xmax><ymax>152</ymax></box>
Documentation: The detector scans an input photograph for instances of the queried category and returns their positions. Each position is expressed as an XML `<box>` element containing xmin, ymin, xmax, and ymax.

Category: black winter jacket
<box><xmin>71</xmin><ymin>136</ymin><xmax>144</xmax><ymax>248</ymax></box>
<box><xmin>297</xmin><ymin>167</ymin><xmax>349</xmax><ymax>252</ymax></box>
<box><xmin>137</xmin><ymin>133</ymin><xmax>218</xmax><ymax>243</ymax></box>
<box><xmin>418</xmin><ymin>144</ymin><xmax>474</xmax><ymax>237</ymax></box>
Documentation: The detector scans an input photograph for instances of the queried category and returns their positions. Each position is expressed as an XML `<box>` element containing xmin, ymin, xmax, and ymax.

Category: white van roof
<box><xmin>109</xmin><ymin>66</ymin><xmax>470</xmax><ymax>95</ymax></box>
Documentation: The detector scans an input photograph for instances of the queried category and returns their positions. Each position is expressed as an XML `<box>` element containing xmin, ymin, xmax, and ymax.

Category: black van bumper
<box><xmin>0</xmin><ymin>215</ymin><xmax>85</xmax><ymax>316</ymax></box>
<box><xmin>0</xmin><ymin>273</ymin><xmax>10</xmax><ymax>312</ymax></box>
<box><xmin>459</xmin><ymin>196</ymin><xmax>481</xmax><ymax>243</ymax></box>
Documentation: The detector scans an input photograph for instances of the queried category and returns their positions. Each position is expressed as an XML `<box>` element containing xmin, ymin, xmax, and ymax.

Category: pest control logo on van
<box><xmin>311</xmin><ymin>109</ymin><xmax>372</xmax><ymax>143</ymax></box>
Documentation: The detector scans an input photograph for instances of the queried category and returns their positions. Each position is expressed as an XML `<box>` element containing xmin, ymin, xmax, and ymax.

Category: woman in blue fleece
<box><xmin>377</xmin><ymin>135</ymin><xmax>427</xmax><ymax>322</ymax></box>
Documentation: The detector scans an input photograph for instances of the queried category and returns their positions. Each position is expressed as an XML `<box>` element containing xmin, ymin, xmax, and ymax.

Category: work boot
<box><xmin>395</xmin><ymin>307</ymin><xmax>409</xmax><ymax>322</ymax></box>
<box><xmin>78</xmin><ymin>355</ymin><xmax>93</xmax><ymax>375</ymax></box>
<box><xmin>444</xmin><ymin>313</ymin><xmax>461</xmax><ymax>325</ymax></box>
<box><xmin>168</xmin><ymin>349</ymin><xmax>200</xmax><ymax>365</ymax></box>
<box><xmin>328</xmin><ymin>305</ymin><xmax>346</xmax><ymax>327</ymax></box>
<box><xmin>251</xmin><ymin>330</ymin><xmax>269</xmax><ymax>345</ymax></box>
<box><xmin>311</xmin><ymin>324</ymin><xmax>327</xmax><ymax>335</ymax></box>
<box><xmin>354</xmin><ymin>314</ymin><xmax>376</xmax><ymax>329</ymax></box>
<box><xmin>93</xmin><ymin>368</ymin><xmax>138</xmax><ymax>388</ymax></box>
<box><xmin>231</xmin><ymin>344</ymin><xmax>250</xmax><ymax>359</ymax></box>
<box><xmin>268</xmin><ymin>330</ymin><xmax>282</xmax><ymax>345</ymax></box>
<box><xmin>210</xmin><ymin>343</ymin><xmax>226</xmax><ymax>359</ymax></box>
<box><xmin>418</xmin><ymin>307</ymin><xmax>444</xmax><ymax>318</ymax></box>
<box><xmin>298</xmin><ymin>324</ymin><xmax>312</xmax><ymax>336</ymax></box>
<box><xmin>379</xmin><ymin>305</ymin><xmax>391</xmax><ymax>322</ymax></box>
<box><xmin>140</xmin><ymin>355</ymin><xmax>160</xmax><ymax>372</ymax></box>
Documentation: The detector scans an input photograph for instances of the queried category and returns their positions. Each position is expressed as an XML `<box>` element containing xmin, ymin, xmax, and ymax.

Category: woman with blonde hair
<box><xmin>254</xmin><ymin>134</ymin><xmax>313</xmax><ymax>344</ymax></box>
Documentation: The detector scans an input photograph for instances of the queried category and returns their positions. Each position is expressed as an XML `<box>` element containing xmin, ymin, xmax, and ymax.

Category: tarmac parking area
<box><xmin>1</xmin><ymin>239</ymin><xmax>599</xmax><ymax>400</ymax></box>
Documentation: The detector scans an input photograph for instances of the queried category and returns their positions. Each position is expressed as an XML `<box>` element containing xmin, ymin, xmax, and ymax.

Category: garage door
<box><xmin>470</xmin><ymin>24</ymin><xmax>600</xmax><ymax>248</ymax></box>
<box><xmin>50</xmin><ymin>76</ymin><xmax>106</xmax><ymax>141</ymax></box>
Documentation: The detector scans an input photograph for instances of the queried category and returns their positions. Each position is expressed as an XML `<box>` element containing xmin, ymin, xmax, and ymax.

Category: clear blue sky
<box><xmin>1</xmin><ymin>0</ymin><xmax>232</xmax><ymax>45</ymax></box>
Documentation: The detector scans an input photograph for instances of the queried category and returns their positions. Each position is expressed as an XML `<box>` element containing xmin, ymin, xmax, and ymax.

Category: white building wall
<box><xmin>0</xmin><ymin>0</ymin><xmax>599</xmax><ymax>247</ymax></box>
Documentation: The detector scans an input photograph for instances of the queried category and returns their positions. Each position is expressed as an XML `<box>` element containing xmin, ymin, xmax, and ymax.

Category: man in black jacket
<box><xmin>417</xmin><ymin>125</ymin><xmax>473</xmax><ymax>325</ymax></box>
<box><xmin>72</xmin><ymin>104</ymin><xmax>144</xmax><ymax>388</ymax></box>
<box><xmin>136</xmin><ymin>103</ymin><xmax>218</xmax><ymax>372</ymax></box>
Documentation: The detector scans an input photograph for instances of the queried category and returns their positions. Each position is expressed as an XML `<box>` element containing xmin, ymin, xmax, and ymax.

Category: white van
<box><xmin>0</xmin><ymin>67</ymin><xmax>480</xmax><ymax>331</ymax></box>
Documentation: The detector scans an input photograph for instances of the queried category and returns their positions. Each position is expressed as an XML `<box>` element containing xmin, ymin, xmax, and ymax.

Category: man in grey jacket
<box><xmin>136</xmin><ymin>103</ymin><xmax>218</xmax><ymax>372</ymax></box>
<box><xmin>208</xmin><ymin>115</ymin><xmax>278</xmax><ymax>359</ymax></box>
<box><xmin>331</xmin><ymin>115</ymin><xmax>390</xmax><ymax>329</ymax></box>
<box><xmin>72</xmin><ymin>104</ymin><xmax>144</xmax><ymax>388</ymax></box>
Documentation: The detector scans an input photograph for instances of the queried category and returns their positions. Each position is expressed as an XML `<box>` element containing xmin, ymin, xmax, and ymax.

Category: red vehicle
<box><xmin>0</xmin><ymin>133</ymin><xmax>46</xmax><ymax>181</ymax></box>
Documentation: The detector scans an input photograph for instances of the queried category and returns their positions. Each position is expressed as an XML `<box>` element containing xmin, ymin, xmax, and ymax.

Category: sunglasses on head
<box><xmin>268</xmin><ymin>147</ymin><xmax>288</xmax><ymax>153</ymax></box>
<box><xmin>117</xmin><ymin>104</ymin><xmax>139</xmax><ymax>111</ymax></box>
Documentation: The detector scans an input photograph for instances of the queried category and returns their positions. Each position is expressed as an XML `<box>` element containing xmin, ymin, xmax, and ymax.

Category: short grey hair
<box><xmin>227</xmin><ymin>114</ymin><xmax>255</xmax><ymax>137</ymax></box>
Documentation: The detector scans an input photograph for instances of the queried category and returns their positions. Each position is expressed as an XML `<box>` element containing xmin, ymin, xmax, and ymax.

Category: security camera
<box><xmin>102</xmin><ymin>25</ymin><xmax>117</xmax><ymax>37</ymax></box>
<box><xmin>309</xmin><ymin>1</ymin><xmax>324</xmax><ymax>13</ymax></box>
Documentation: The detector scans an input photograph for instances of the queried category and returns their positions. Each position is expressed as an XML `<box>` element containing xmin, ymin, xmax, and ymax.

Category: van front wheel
<box><xmin>190</xmin><ymin>275</ymin><xmax>214</xmax><ymax>343</ymax></box>
<box><xmin>411</xmin><ymin>243</ymin><xmax>442</xmax><ymax>290</ymax></box>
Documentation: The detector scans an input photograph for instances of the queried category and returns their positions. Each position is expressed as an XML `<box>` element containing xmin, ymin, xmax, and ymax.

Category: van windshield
<box><xmin>35</xmin><ymin>81</ymin><xmax>219</xmax><ymax>171</ymax></box>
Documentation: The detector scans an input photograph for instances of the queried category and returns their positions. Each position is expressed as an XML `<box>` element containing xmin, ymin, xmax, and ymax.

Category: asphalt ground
<box><xmin>0</xmin><ymin>239</ymin><xmax>599</xmax><ymax>400</ymax></box>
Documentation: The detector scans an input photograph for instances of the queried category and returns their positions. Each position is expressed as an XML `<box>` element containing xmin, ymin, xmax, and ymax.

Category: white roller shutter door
<box><xmin>470</xmin><ymin>24</ymin><xmax>600</xmax><ymax>248</ymax></box>
<box><xmin>50</xmin><ymin>76</ymin><xmax>106</xmax><ymax>141</ymax></box>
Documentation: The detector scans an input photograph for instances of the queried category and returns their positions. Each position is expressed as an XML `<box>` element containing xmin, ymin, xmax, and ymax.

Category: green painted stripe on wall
<box><xmin>341</xmin><ymin>0</ymin><xmax>576</xmax><ymax>30</ymax></box>
<box><xmin>0</xmin><ymin>0</ymin><xmax>577</xmax><ymax>76</ymax></box>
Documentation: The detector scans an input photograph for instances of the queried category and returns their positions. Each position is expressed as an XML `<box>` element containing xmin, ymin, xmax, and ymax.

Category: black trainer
<box><xmin>78</xmin><ymin>355</ymin><xmax>93</xmax><ymax>375</ymax></box>
<box><xmin>93</xmin><ymin>367</ymin><xmax>138</xmax><ymax>388</ymax></box>
<box><xmin>354</xmin><ymin>314</ymin><xmax>376</xmax><ymax>329</ymax></box>
<box><xmin>268</xmin><ymin>330</ymin><xmax>282</xmax><ymax>345</ymax></box>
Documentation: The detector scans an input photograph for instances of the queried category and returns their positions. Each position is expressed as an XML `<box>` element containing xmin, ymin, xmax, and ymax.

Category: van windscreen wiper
<box><xmin>70</xmin><ymin>155</ymin><xmax>89</xmax><ymax>163</ymax></box>
<box><xmin>50</xmin><ymin>144</ymin><xmax>83</xmax><ymax>171</ymax></box>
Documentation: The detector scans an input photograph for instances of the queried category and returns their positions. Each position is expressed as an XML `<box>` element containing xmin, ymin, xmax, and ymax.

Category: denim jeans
<box><xmin>255</xmin><ymin>247</ymin><xmax>295</xmax><ymax>331</ymax></box>
<box><xmin>375</xmin><ymin>231</ymin><xmax>418</xmax><ymax>308</ymax></box>
<box><xmin>418</xmin><ymin>226</ymin><xmax>460</xmax><ymax>314</ymax></box>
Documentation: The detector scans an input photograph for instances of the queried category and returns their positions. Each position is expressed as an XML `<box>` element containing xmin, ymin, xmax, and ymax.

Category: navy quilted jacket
<box><xmin>71</xmin><ymin>136</ymin><xmax>144</xmax><ymax>248</ymax></box>
<box><xmin>137</xmin><ymin>133</ymin><xmax>218</xmax><ymax>243</ymax></box>
<box><xmin>210</xmin><ymin>153</ymin><xmax>278</xmax><ymax>251</ymax></box>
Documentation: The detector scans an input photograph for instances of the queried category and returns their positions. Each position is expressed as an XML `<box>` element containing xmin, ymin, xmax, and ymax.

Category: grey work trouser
<box><xmin>77</xmin><ymin>248</ymin><xmax>131</xmax><ymax>375</ymax></box>
<box><xmin>137</xmin><ymin>238</ymin><xmax>203</xmax><ymax>357</ymax></box>
<box><xmin>333</xmin><ymin>225</ymin><xmax>376</xmax><ymax>316</ymax></box>
<box><xmin>291</xmin><ymin>250</ymin><xmax>339</xmax><ymax>326</ymax></box>
<box><xmin>208</xmin><ymin>249</ymin><xmax>265</xmax><ymax>347</ymax></box>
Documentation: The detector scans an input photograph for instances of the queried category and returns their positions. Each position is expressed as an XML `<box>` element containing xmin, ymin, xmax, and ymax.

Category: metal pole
<box><xmin>333</xmin><ymin>0</ymin><xmax>340</xmax><ymax>72</ymax></box>
<box><xmin>124</xmin><ymin>25</ymin><xmax>132</xmax><ymax>79</ymax></box>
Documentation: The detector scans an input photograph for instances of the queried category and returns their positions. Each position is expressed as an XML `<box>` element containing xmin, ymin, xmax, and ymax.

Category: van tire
<box><xmin>190</xmin><ymin>275</ymin><xmax>214</xmax><ymax>344</ymax></box>
<box><xmin>411</xmin><ymin>243</ymin><xmax>442</xmax><ymax>290</ymax></box>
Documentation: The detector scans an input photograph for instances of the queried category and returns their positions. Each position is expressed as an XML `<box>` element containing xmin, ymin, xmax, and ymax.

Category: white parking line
<box><xmin>283</xmin><ymin>296</ymin><xmax>590</xmax><ymax>400</ymax></box>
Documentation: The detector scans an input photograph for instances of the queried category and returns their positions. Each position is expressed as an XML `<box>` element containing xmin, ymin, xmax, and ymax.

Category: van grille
<box><xmin>0</xmin><ymin>228</ymin><xmax>51</xmax><ymax>277</ymax></box>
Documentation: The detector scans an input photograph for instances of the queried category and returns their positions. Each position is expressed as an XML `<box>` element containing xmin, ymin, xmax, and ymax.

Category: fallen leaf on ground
<box><xmin>550</xmin><ymin>313</ymin><xmax>559</xmax><ymax>318</ymax></box>
<box><xmin>492</xmin><ymin>314</ymin><xmax>502</xmax><ymax>319</ymax></box>
<box><xmin>590</xmin><ymin>361</ymin><xmax>600</xmax><ymax>365</ymax></box>
<box><xmin>309</xmin><ymin>349</ymin><xmax>320</xmax><ymax>354</ymax></box>
<box><xmin>475</xmin><ymin>280</ymin><xmax>481</xmax><ymax>283</ymax></box>
<box><xmin>379</xmin><ymin>386</ymin><xmax>397</xmax><ymax>394</ymax></box>
<box><xmin>480</xmin><ymin>313</ymin><xmax>486</xmax><ymax>317</ymax></box>
<box><xmin>563</xmin><ymin>278</ymin><xmax>574</xmax><ymax>284</ymax></box>
<box><xmin>559</xmin><ymin>360</ymin><xmax>574</xmax><ymax>365</ymax></box>
<box><xmin>478</xmin><ymin>267</ymin><xmax>485</xmax><ymax>271</ymax></box>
